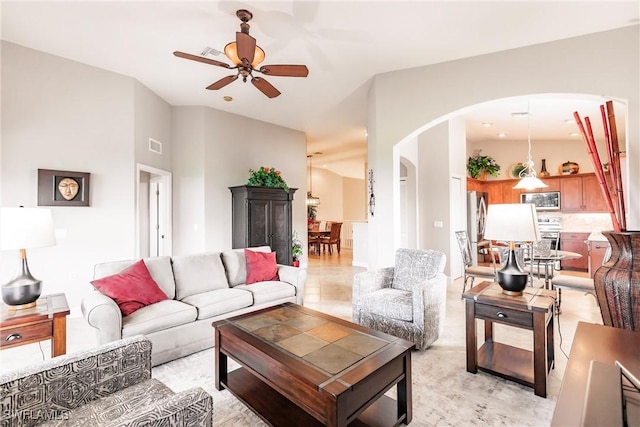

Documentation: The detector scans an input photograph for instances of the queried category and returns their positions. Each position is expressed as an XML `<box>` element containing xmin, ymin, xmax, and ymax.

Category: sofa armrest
<box><xmin>81</xmin><ymin>289</ymin><xmax>123</xmax><ymax>344</ymax></box>
<box><xmin>0</xmin><ymin>336</ymin><xmax>152</xmax><ymax>426</ymax></box>
<box><xmin>352</xmin><ymin>267</ymin><xmax>394</xmax><ymax>323</ymax></box>
<box><xmin>277</xmin><ymin>264</ymin><xmax>307</xmax><ymax>305</ymax></box>
<box><xmin>103</xmin><ymin>387</ymin><xmax>213</xmax><ymax>427</ymax></box>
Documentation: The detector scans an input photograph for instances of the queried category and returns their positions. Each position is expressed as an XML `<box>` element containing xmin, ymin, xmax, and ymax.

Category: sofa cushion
<box><xmin>362</xmin><ymin>288</ymin><xmax>413</xmax><ymax>322</ymax></box>
<box><xmin>91</xmin><ymin>260</ymin><xmax>168</xmax><ymax>316</ymax></box>
<box><xmin>94</xmin><ymin>256</ymin><xmax>176</xmax><ymax>300</ymax></box>
<box><xmin>181</xmin><ymin>288</ymin><xmax>254</xmax><ymax>319</ymax></box>
<box><xmin>222</xmin><ymin>246</ymin><xmax>272</xmax><ymax>286</ymax></box>
<box><xmin>172</xmin><ymin>252</ymin><xmax>230</xmax><ymax>300</ymax></box>
<box><xmin>38</xmin><ymin>378</ymin><xmax>174</xmax><ymax>426</ymax></box>
<box><xmin>245</xmin><ymin>249</ymin><xmax>280</xmax><ymax>284</ymax></box>
<box><xmin>122</xmin><ymin>299</ymin><xmax>197</xmax><ymax>337</ymax></box>
<box><xmin>235</xmin><ymin>281</ymin><xmax>296</xmax><ymax>305</ymax></box>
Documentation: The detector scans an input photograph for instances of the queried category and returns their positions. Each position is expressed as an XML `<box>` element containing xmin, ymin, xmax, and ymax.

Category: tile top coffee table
<box><xmin>0</xmin><ymin>293</ymin><xmax>70</xmax><ymax>357</ymax></box>
<box><xmin>213</xmin><ymin>303</ymin><xmax>415</xmax><ymax>427</ymax></box>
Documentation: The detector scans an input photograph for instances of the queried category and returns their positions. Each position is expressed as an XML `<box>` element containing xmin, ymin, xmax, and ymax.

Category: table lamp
<box><xmin>0</xmin><ymin>207</ymin><xmax>56</xmax><ymax>308</ymax></box>
<box><xmin>483</xmin><ymin>203</ymin><xmax>540</xmax><ymax>295</ymax></box>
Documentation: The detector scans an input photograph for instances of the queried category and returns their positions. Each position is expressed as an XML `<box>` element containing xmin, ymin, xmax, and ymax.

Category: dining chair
<box><xmin>455</xmin><ymin>230</ymin><xmax>496</xmax><ymax>297</ymax></box>
<box><xmin>320</xmin><ymin>222</ymin><xmax>342</xmax><ymax>254</ymax></box>
<box><xmin>550</xmin><ymin>246</ymin><xmax>611</xmax><ymax>313</ymax></box>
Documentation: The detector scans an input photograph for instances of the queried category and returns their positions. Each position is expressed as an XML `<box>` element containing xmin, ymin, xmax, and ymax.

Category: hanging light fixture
<box><xmin>306</xmin><ymin>155</ymin><xmax>320</xmax><ymax>206</ymax></box>
<box><xmin>514</xmin><ymin>102</ymin><xmax>548</xmax><ymax>190</ymax></box>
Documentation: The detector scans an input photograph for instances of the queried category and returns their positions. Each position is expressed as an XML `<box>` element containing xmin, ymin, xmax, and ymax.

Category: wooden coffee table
<box><xmin>0</xmin><ymin>293</ymin><xmax>70</xmax><ymax>357</ymax></box>
<box><xmin>213</xmin><ymin>303</ymin><xmax>414</xmax><ymax>427</ymax></box>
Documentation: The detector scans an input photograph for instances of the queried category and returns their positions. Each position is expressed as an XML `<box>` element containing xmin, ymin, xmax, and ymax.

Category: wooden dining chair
<box><xmin>320</xmin><ymin>222</ymin><xmax>343</xmax><ymax>254</ymax></box>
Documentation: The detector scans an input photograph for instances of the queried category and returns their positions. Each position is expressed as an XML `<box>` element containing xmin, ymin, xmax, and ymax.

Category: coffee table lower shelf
<box><xmin>223</xmin><ymin>367</ymin><xmax>406</xmax><ymax>427</ymax></box>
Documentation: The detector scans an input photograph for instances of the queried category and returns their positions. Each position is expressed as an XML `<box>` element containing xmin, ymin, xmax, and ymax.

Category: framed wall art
<box><xmin>38</xmin><ymin>169</ymin><xmax>91</xmax><ymax>207</ymax></box>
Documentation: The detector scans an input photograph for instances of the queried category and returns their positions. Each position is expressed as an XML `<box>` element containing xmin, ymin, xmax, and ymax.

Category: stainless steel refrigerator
<box><xmin>467</xmin><ymin>191</ymin><xmax>488</xmax><ymax>265</ymax></box>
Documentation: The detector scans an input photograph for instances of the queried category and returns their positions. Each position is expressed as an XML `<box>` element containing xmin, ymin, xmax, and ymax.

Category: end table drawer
<box><xmin>1</xmin><ymin>322</ymin><xmax>52</xmax><ymax>348</ymax></box>
<box><xmin>475</xmin><ymin>304</ymin><xmax>532</xmax><ymax>328</ymax></box>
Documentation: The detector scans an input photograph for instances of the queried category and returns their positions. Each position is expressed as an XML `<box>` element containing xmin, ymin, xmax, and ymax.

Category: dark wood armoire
<box><xmin>229</xmin><ymin>186</ymin><xmax>297</xmax><ymax>265</ymax></box>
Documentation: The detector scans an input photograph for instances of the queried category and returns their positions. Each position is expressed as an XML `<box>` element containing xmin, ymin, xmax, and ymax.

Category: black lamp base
<box><xmin>497</xmin><ymin>248</ymin><xmax>528</xmax><ymax>296</ymax></box>
<box><xmin>1</xmin><ymin>257</ymin><xmax>42</xmax><ymax>308</ymax></box>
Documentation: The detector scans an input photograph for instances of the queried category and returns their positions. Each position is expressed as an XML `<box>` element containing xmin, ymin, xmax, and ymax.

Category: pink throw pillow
<box><xmin>245</xmin><ymin>249</ymin><xmax>280</xmax><ymax>285</ymax></box>
<box><xmin>91</xmin><ymin>260</ymin><xmax>168</xmax><ymax>316</ymax></box>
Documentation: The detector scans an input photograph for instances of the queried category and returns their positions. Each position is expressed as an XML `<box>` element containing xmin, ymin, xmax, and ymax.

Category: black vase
<box><xmin>593</xmin><ymin>230</ymin><xmax>640</xmax><ymax>330</ymax></box>
<box><xmin>497</xmin><ymin>249</ymin><xmax>529</xmax><ymax>296</ymax></box>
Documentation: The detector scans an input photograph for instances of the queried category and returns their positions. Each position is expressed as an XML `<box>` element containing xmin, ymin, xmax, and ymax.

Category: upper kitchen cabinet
<box><xmin>560</xmin><ymin>173</ymin><xmax>608</xmax><ymax>212</ymax></box>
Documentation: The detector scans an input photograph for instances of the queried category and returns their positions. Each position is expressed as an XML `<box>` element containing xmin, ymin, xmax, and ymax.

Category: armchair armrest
<box><xmin>277</xmin><ymin>264</ymin><xmax>307</xmax><ymax>305</ymax></box>
<box><xmin>0</xmin><ymin>336</ymin><xmax>151</xmax><ymax>426</ymax></box>
<box><xmin>412</xmin><ymin>272</ymin><xmax>447</xmax><ymax>339</ymax></box>
<box><xmin>81</xmin><ymin>289</ymin><xmax>123</xmax><ymax>344</ymax></box>
<box><xmin>352</xmin><ymin>267</ymin><xmax>394</xmax><ymax>323</ymax></box>
<box><xmin>103</xmin><ymin>387</ymin><xmax>213</xmax><ymax>427</ymax></box>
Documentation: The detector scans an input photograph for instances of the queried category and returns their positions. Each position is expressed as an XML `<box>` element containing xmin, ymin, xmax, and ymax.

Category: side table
<box><xmin>0</xmin><ymin>293</ymin><xmax>70</xmax><ymax>357</ymax></box>
<box><xmin>462</xmin><ymin>281</ymin><xmax>555</xmax><ymax>398</ymax></box>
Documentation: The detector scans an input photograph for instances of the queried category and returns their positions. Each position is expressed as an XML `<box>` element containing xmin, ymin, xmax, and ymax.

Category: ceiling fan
<box><xmin>174</xmin><ymin>9</ymin><xmax>309</xmax><ymax>98</ymax></box>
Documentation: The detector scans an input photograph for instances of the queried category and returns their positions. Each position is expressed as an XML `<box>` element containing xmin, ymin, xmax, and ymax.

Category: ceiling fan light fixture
<box><xmin>224</xmin><ymin>42</ymin><xmax>265</xmax><ymax>67</ymax></box>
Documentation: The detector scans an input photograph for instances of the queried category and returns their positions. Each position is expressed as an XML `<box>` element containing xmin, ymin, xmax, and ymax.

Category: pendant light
<box><xmin>306</xmin><ymin>155</ymin><xmax>320</xmax><ymax>206</ymax></box>
<box><xmin>514</xmin><ymin>102</ymin><xmax>548</xmax><ymax>190</ymax></box>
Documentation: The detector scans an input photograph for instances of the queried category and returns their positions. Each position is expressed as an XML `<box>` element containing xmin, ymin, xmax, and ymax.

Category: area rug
<box><xmin>152</xmin><ymin>343</ymin><xmax>556</xmax><ymax>426</ymax></box>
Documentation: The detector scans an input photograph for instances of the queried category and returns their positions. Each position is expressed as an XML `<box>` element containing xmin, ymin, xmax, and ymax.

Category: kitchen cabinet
<box><xmin>560</xmin><ymin>174</ymin><xmax>608</xmax><ymax>212</ymax></box>
<box><xmin>560</xmin><ymin>232</ymin><xmax>589</xmax><ymax>272</ymax></box>
<box><xmin>588</xmin><ymin>240</ymin><xmax>611</xmax><ymax>278</ymax></box>
<box><xmin>230</xmin><ymin>186</ymin><xmax>297</xmax><ymax>265</ymax></box>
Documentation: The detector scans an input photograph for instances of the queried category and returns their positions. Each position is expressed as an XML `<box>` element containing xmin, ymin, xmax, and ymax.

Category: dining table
<box><xmin>527</xmin><ymin>250</ymin><xmax>582</xmax><ymax>289</ymax></box>
<box><xmin>308</xmin><ymin>230</ymin><xmax>330</xmax><ymax>254</ymax></box>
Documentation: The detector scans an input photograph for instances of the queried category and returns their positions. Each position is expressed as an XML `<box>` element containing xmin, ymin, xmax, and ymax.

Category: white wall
<box><xmin>312</xmin><ymin>167</ymin><xmax>344</xmax><ymax>222</ymax></box>
<box><xmin>1</xmin><ymin>42</ymin><xmax>137</xmax><ymax>312</ymax></box>
<box><xmin>343</xmin><ymin>177</ymin><xmax>366</xmax><ymax>221</ymax></box>
<box><xmin>368</xmin><ymin>26</ymin><xmax>640</xmax><ymax>269</ymax></box>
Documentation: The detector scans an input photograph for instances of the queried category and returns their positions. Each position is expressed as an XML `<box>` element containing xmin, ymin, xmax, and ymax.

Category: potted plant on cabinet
<box><xmin>292</xmin><ymin>232</ymin><xmax>303</xmax><ymax>267</ymax></box>
<box><xmin>466</xmin><ymin>151</ymin><xmax>501</xmax><ymax>180</ymax></box>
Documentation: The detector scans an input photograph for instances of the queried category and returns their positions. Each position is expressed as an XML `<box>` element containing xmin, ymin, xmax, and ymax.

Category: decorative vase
<box><xmin>478</xmin><ymin>171</ymin><xmax>488</xmax><ymax>181</ymax></box>
<box><xmin>292</xmin><ymin>260</ymin><xmax>300</xmax><ymax>267</ymax></box>
<box><xmin>560</xmin><ymin>161</ymin><xmax>579</xmax><ymax>175</ymax></box>
<box><xmin>539</xmin><ymin>159</ymin><xmax>550</xmax><ymax>177</ymax></box>
<box><xmin>593</xmin><ymin>230</ymin><xmax>640</xmax><ymax>330</ymax></box>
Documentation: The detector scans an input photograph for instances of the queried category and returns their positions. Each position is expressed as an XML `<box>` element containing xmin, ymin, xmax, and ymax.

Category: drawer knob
<box><xmin>496</xmin><ymin>312</ymin><xmax>507</xmax><ymax>318</ymax></box>
<box><xmin>6</xmin><ymin>333</ymin><xmax>22</xmax><ymax>341</ymax></box>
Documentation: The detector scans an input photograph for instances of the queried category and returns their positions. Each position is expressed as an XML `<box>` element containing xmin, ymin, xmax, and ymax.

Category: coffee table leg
<box><xmin>215</xmin><ymin>327</ymin><xmax>227</xmax><ymax>391</ymax></box>
<box><xmin>397</xmin><ymin>350</ymin><xmax>412</xmax><ymax>424</ymax></box>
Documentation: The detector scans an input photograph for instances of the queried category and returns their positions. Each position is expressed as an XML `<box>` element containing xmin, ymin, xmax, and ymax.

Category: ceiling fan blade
<box><xmin>251</xmin><ymin>77</ymin><xmax>281</xmax><ymax>98</ymax></box>
<box><xmin>236</xmin><ymin>32</ymin><xmax>256</xmax><ymax>65</ymax></box>
<box><xmin>258</xmin><ymin>65</ymin><xmax>309</xmax><ymax>77</ymax></box>
<box><xmin>206</xmin><ymin>75</ymin><xmax>238</xmax><ymax>90</ymax></box>
<box><xmin>173</xmin><ymin>51</ymin><xmax>231</xmax><ymax>69</ymax></box>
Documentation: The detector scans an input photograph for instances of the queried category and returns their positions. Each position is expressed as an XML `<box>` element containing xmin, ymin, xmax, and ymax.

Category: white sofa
<box><xmin>81</xmin><ymin>246</ymin><xmax>306</xmax><ymax>366</ymax></box>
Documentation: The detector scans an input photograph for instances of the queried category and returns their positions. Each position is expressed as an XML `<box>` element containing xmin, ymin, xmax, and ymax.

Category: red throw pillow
<box><xmin>91</xmin><ymin>260</ymin><xmax>168</xmax><ymax>316</ymax></box>
<box><xmin>245</xmin><ymin>249</ymin><xmax>280</xmax><ymax>285</ymax></box>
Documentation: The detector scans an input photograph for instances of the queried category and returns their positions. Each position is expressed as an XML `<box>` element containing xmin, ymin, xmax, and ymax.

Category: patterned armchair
<box><xmin>0</xmin><ymin>336</ymin><xmax>213</xmax><ymax>426</ymax></box>
<box><xmin>352</xmin><ymin>249</ymin><xmax>447</xmax><ymax>351</ymax></box>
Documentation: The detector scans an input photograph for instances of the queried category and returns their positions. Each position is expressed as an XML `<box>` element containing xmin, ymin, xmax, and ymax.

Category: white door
<box><xmin>137</xmin><ymin>164</ymin><xmax>172</xmax><ymax>258</ymax></box>
<box><xmin>450</xmin><ymin>176</ymin><xmax>464</xmax><ymax>279</ymax></box>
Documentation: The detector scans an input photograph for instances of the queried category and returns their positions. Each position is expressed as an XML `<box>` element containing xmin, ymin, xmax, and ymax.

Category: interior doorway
<box><xmin>137</xmin><ymin>164</ymin><xmax>172</xmax><ymax>258</ymax></box>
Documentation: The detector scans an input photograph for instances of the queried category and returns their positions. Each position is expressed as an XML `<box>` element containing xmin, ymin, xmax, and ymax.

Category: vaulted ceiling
<box><xmin>2</xmin><ymin>1</ymin><xmax>638</xmax><ymax>178</ymax></box>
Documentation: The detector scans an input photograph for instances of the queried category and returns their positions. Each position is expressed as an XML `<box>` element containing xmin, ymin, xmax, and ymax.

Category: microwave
<box><xmin>520</xmin><ymin>191</ymin><xmax>560</xmax><ymax>211</ymax></box>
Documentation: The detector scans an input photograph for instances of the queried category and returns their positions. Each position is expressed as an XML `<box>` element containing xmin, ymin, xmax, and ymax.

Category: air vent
<box><xmin>149</xmin><ymin>138</ymin><xmax>162</xmax><ymax>154</ymax></box>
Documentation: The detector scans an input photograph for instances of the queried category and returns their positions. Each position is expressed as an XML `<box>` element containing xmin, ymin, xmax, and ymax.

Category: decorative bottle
<box><xmin>539</xmin><ymin>159</ymin><xmax>550</xmax><ymax>177</ymax></box>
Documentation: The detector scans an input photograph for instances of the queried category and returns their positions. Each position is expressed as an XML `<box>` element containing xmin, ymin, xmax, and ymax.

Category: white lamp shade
<box><xmin>0</xmin><ymin>207</ymin><xmax>56</xmax><ymax>250</ymax></box>
<box><xmin>484</xmin><ymin>203</ymin><xmax>540</xmax><ymax>242</ymax></box>
<box><xmin>513</xmin><ymin>176</ymin><xmax>549</xmax><ymax>190</ymax></box>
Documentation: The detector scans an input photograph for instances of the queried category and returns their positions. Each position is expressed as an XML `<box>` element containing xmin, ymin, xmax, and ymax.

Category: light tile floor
<box><xmin>1</xmin><ymin>247</ymin><xmax>602</xmax><ymax>397</ymax></box>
